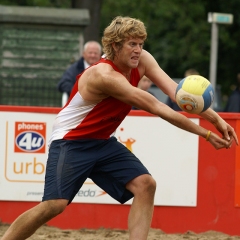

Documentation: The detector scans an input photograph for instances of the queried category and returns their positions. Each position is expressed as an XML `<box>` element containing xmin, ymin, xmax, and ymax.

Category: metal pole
<box><xmin>208</xmin><ymin>12</ymin><xmax>233</xmax><ymax>110</ymax></box>
<box><xmin>209</xmin><ymin>22</ymin><xmax>218</xmax><ymax>100</ymax></box>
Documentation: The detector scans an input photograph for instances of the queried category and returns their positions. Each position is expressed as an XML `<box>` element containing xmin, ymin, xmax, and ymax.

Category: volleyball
<box><xmin>175</xmin><ymin>75</ymin><xmax>214</xmax><ymax>114</ymax></box>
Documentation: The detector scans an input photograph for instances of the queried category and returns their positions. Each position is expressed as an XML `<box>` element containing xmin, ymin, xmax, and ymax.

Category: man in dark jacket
<box><xmin>57</xmin><ymin>41</ymin><xmax>102</xmax><ymax>97</ymax></box>
<box><xmin>224</xmin><ymin>73</ymin><xmax>240</xmax><ymax>112</ymax></box>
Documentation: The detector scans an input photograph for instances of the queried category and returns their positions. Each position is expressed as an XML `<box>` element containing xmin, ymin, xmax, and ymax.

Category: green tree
<box><xmin>100</xmin><ymin>0</ymin><xmax>240</xmax><ymax>101</ymax></box>
<box><xmin>71</xmin><ymin>0</ymin><xmax>103</xmax><ymax>42</ymax></box>
<box><xmin>100</xmin><ymin>0</ymin><xmax>210</xmax><ymax>78</ymax></box>
<box><xmin>1</xmin><ymin>0</ymin><xmax>240</xmax><ymax>101</ymax></box>
<box><xmin>206</xmin><ymin>0</ymin><xmax>240</xmax><ymax>96</ymax></box>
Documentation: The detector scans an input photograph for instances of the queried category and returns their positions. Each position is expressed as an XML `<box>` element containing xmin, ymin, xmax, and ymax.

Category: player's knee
<box><xmin>143</xmin><ymin>175</ymin><xmax>156</xmax><ymax>195</ymax></box>
<box><xmin>128</xmin><ymin>174</ymin><xmax>156</xmax><ymax>196</ymax></box>
<box><xmin>44</xmin><ymin>199</ymin><xmax>68</xmax><ymax>216</ymax></box>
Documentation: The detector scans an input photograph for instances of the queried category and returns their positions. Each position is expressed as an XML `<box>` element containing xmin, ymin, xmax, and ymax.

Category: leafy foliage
<box><xmin>100</xmin><ymin>0</ymin><xmax>240</xmax><ymax>100</ymax></box>
<box><xmin>0</xmin><ymin>0</ymin><xmax>240</xmax><ymax>101</ymax></box>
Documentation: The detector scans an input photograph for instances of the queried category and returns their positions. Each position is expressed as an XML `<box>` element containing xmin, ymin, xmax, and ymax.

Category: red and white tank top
<box><xmin>49</xmin><ymin>58</ymin><xmax>140</xmax><ymax>144</ymax></box>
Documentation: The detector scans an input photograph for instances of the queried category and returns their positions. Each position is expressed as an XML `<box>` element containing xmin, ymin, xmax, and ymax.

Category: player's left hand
<box><xmin>208</xmin><ymin>131</ymin><xmax>233</xmax><ymax>150</ymax></box>
<box><xmin>213</xmin><ymin>118</ymin><xmax>239</xmax><ymax>146</ymax></box>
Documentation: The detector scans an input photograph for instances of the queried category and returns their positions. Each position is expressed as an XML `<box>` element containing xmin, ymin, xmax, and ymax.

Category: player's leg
<box><xmin>1</xmin><ymin>199</ymin><xmax>68</xmax><ymax>240</ymax></box>
<box><xmin>90</xmin><ymin>136</ymin><xmax>156</xmax><ymax>240</ymax></box>
<box><xmin>126</xmin><ymin>174</ymin><xmax>156</xmax><ymax>240</ymax></box>
<box><xmin>2</xmin><ymin>138</ymin><xmax>98</xmax><ymax>240</ymax></box>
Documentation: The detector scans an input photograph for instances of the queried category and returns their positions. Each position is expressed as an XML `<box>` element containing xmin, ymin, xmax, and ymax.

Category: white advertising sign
<box><xmin>0</xmin><ymin>111</ymin><xmax>199</xmax><ymax>206</ymax></box>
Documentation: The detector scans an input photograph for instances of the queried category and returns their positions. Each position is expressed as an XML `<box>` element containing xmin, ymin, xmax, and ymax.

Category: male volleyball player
<box><xmin>2</xmin><ymin>16</ymin><xmax>238</xmax><ymax>240</ymax></box>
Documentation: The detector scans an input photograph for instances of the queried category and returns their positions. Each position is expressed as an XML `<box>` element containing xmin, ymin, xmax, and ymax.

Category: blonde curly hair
<box><xmin>102</xmin><ymin>16</ymin><xmax>147</xmax><ymax>61</ymax></box>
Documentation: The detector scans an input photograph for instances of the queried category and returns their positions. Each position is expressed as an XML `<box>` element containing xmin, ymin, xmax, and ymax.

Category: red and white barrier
<box><xmin>0</xmin><ymin>105</ymin><xmax>240</xmax><ymax>235</ymax></box>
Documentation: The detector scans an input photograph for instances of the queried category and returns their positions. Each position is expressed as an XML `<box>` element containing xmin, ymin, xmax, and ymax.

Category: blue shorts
<box><xmin>42</xmin><ymin>137</ymin><xmax>150</xmax><ymax>204</ymax></box>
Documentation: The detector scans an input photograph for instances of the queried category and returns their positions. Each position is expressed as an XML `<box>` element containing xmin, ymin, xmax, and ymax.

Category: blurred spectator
<box><xmin>132</xmin><ymin>76</ymin><xmax>155</xmax><ymax>110</ymax></box>
<box><xmin>183</xmin><ymin>69</ymin><xmax>200</xmax><ymax>78</ymax></box>
<box><xmin>224</xmin><ymin>73</ymin><xmax>240</xmax><ymax>112</ymax></box>
<box><xmin>57</xmin><ymin>41</ymin><xmax>102</xmax><ymax>105</ymax></box>
<box><xmin>165</xmin><ymin>68</ymin><xmax>200</xmax><ymax>111</ymax></box>
<box><xmin>138</xmin><ymin>75</ymin><xmax>154</xmax><ymax>92</ymax></box>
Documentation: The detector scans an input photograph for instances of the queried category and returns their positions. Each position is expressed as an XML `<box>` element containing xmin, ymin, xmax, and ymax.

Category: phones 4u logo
<box><xmin>14</xmin><ymin>122</ymin><xmax>46</xmax><ymax>153</ymax></box>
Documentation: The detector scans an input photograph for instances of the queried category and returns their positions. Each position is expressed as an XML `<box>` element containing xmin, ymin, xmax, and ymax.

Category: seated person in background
<box><xmin>132</xmin><ymin>75</ymin><xmax>155</xmax><ymax>110</ymax></box>
<box><xmin>57</xmin><ymin>40</ymin><xmax>102</xmax><ymax>97</ymax></box>
<box><xmin>224</xmin><ymin>73</ymin><xmax>240</xmax><ymax>112</ymax></box>
<box><xmin>165</xmin><ymin>68</ymin><xmax>200</xmax><ymax>111</ymax></box>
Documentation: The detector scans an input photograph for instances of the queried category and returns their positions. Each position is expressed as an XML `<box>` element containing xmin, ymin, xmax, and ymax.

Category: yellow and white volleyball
<box><xmin>175</xmin><ymin>75</ymin><xmax>214</xmax><ymax>114</ymax></box>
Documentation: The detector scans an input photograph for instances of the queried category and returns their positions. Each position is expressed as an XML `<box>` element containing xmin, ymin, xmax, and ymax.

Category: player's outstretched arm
<box><xmin>156</xmin><ymin>104</ymin><xmax>232</xmax><ymax>150</ymax></box>
<box><xmin>199</xmin><ymin>108</ymin><xmax>239</xmax><ymax>146</ymax></box>
<box><xmin>90</xmin><ymin>61</ymin><xmax>236</xmax><ymax>150</ymax></box>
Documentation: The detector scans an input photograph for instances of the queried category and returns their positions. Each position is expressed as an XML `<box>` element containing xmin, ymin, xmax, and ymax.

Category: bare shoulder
<box><xmin>140</xmin><ymin>49</ymin><xmax>155</xmax><ymax>61</ymax></box>
<box><xmin>78</xmin><ymin>63</ymin><xmax>124</xmax><ymax>101</ymax></box>
<box><xmin>138</xmin><ymin>50</ymin><xmax>159</xmax><ymax>76</ymax></box>
<box><xmin>90</xmin><ymin>63</ymin><xmax>123</xmax><ymax>88</ymax></box>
